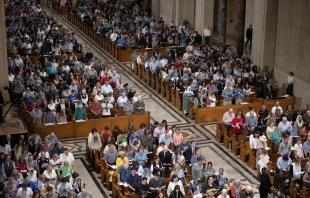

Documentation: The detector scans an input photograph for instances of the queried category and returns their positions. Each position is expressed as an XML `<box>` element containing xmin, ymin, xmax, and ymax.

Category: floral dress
<box><xmin>4</xmin><ymin>180</ymin><xmax>18</xmax><ymax>198</ymax></box>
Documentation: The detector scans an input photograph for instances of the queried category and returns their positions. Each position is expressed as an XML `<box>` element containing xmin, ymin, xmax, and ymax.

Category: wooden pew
<box><xmin>231</xmin><ymin>134</ymin><xmax>243</xmax><ymax>155</ymax></box>
<box><xmin>188</xmin><ymin>103</ymin><xmax>195</xmax><ymax>120</ymax></box>
<box><xmin>302</xmin><ymin>186</ymin><xmax>310</xmax><ymax>198</ymax></box>
<box><xmin>195</xmin><ymin>101</ymin><xmax>263</xmax><ymax>124</ymax></box>
<box><xmin>223</xmin><ymin>128</ymin><xmax>233</xmax><ymax>149</ymax></box>
<box><xmin>216</xmin><ymin>122</ymin><xmax>225</xmax><ymax>143</ymax></box>
<box><xmin>165</xmin><ymin>82</ymin><xmax>171</xmax><ymax>102</ymax></box>
<box><xmin>248</xmin><ymin>149</ymin><xmax>257</xmax><ymax>170</ymax></box>
<box><xmin>171</xmin><ymin>88</ymin><xmax>176</xmax><ymax>106</ymax></box>
<box><xmin>155</xmin><ymin>77</ymin><xmax>161</xmax><ymax>94</ymax></box>
<box><xmin>112</xmin><ymin>174</ymin><xmax>118</xmax><ymax>198</ymax></box>
<box><xmin>35</xmin><ymin>112</ymin><xmax>150</xmax><ymax>138</ymax></box>
<box><xmin>240</xmin><ymin>141</ymin><xmax>250</xmax><ymax>163</ymax></box>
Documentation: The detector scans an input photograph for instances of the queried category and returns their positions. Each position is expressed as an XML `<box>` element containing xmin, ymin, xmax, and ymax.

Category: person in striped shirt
<box><xmin>173</xmin><ymin>128</ymin><xmax>183</xmax><ymax>162</ymax></box>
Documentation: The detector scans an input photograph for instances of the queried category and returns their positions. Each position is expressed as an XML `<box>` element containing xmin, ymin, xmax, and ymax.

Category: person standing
<box><xmin>286</xmin><ymin>71</ymin><xmax>294</xmax><ymax>96</ymax></box>
<box><xmin>245</xmin><ymin>25</ymin><xmax>253</xmax><ymax>50</ymax></box>
<box><xmin>259</xmin><ymin>167</ymin><xmax>271</xmax><ymax>198</ymax></box>
<box><xmin>203</xmin><ymin>26</ymin><xmax>212</xmax><ymax>46</ymax></box>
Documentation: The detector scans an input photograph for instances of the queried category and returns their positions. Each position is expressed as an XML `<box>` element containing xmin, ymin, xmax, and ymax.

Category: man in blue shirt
<box><xmin>246</xmin><ymin>111</ymin><xmax>258</xmax><ymax>128</ymax></box>
<box><xmin>118</xmin><ymin>163</ymin><xmax>131</xmax><ymax>183</ymax></box>
<box><xmin>46</xmin><ymin>65</ymin><xmax>56</xmax><ymax>79</ymax></box>
<box><xmin>234</xmin><ymin>86</ymin><xmax>244</xmax><ymax>104</ymax></box>
<box><xmin>159</xmin><ymin>133</ymin><xmax>172</xmax><ymax>147</ymax></box>
<box><xmin>127</xmin><ymin>167</ymin><xmax>140</xmax><ymax>193</ymax></box>
<box><xmin>117</xmin><ymin>35</ymin><xmax>127</xmax><ymax>49</ymax></box>
<box><xmin>221</xmin><ymin>85</ymin><xmax>234</xmax><ymax>106</ymax></box>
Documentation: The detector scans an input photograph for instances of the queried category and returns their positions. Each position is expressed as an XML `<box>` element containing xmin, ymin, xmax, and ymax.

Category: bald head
<box><xmin>82</xmin><ymin>189</ymin><xmax>87</xmax><ymax>196</ymax></box>
<box><xmin>228</xmin><ymin>108</ymin><xmax>233</xmax><ymax>114</ymax></box>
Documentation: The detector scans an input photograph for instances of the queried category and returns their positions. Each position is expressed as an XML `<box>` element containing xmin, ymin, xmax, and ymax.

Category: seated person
<box><xmin>118</xmin><ymin>163</ymin><xmax>131</xmax><ymax>184</ymax></box>
<box><xmin>149</xmin><ymin>173</ymin><xmax>166</xmax><ymax>197</ymax></box>
<box><xmin>201</xmin><ymin>175</ymin><xmax>218</xmax><ymax>197</ymax></box>
<box><xmin>276</xmin><ymin>153</ymin><xmax>292</xmax><ymax>174</ymax></box>
<box><xmin>134</xmin><ymin>146</ymin><xmax>147</xmax><ymax>168</ymax></box>
<box><xmin>136</xmin><ymin>177</ymin><xmax>150</xmax><ymax>197</ymax></box>
<box><xmin>191</xmin><ymin>149</ymin><xmax>206</xmax><ymax>165</ymax></box>
<box><xmin>55</xmin><ymin>110</ymin><xmax>67</xmax><ymax>123</ymax></box>
<box><xmin>159</xmin><ymin>132</ymin><xmax>172</xmax><ymax>147</ymax></box>
<box><xmin>127</xmin><ymin>167</ymin><xmax>140</xmax><ymax>194</ymax></box>
<box><xmin>43</xmin><ymin>109</ymin><xmax>55</xmax><ymax>125</ymax></box>
<box><xmin>158</xmin><ymin>146</ymin><xmax>172</xmax><ymax>167</ymax></box>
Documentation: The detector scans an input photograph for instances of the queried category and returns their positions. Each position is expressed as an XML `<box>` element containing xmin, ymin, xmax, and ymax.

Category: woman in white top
<box><xmin>286</xmin><ymin>71</ymin><xmax>294</xmax><ymax>96</ymax></box>
<box><xmin>249</xmin><ymin>131</ymin><xmax>260</xmax><ymax>149</ymax></box>
<box><xmin>80</xmin><ymin>89</ymin><xmax>89</xmax><ymax>106</ymax></box>
<box><xmin>293</xmin><ymin>138</ymin><xmax>304</xmax><ymax>159</ymax></box>
<box><xmin>47</xmin><ymin>100</ymin><xmax>56</xmax><ymax>116</ymax></box>
<box><xmin>92</xmin><ymin>83</ymin><xmax>101</xmax><ymax>97</ymax></box>
<box><xmin>43</xmin><ymin>165</ymin><xmax>57</xmax><ymax>186</ymax></box>
<box><xmin>49</xmin><ymin>154</ymin><xmax>61</xmax><ymax>170</ymax></box>
<box><xmin>89</xmin><ymin>132</ymin><xmax>102</xmax><ymax>151</ymax></box>
<box><xmin>294</xmin><ymin>115</ymin><xmax>304</xmax><ymax>136</ymax></box>
<box><xmin>167</xmin><ymin>175</ymin><xmax>185</xmax><ymax>197</ymax></box>
<box><xmin>243</xmin><ymin>83</ymin><xmax>252</xmax><ymax>96</ymax></box>
<box><xmin>94</xmin><ymin>91</ymin><xmax>104</xmax><ymax>102</ymax></box>
<box><xmin>292</xmin><ymin>158</ymin><xmax>302</xmax><ymax>179</ymax></box>
<box><xmin>266</xmin><ymin>120</ymin><xmax>275</xmax><ymax>139</ymax></box>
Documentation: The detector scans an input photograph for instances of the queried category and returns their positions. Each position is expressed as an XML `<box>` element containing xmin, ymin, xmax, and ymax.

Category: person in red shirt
<box><xmin>101</xmin><ymin>126</ymin><xmax>112</xmax><ymax>147</ymax></box>
<box><xmin>174</xmin><ymin>59</ymin><xmax>184</xmax><ymax>69</ymax></box>
<box><xmin>231</xmin><ymin>113</ymin><xmax>245</xmax><ymax>135</ymax></box>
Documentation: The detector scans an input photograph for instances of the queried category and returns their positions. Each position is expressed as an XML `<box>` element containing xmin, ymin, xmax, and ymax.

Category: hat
<box><xmin>29</xmin><ymin>167</ymin><xmax>34</xmax><ymax>171</ymax></box>
<box><xmin>119</xmin><ymin>151</ymin><xmax>125</xmax><ymax>155</ymax></box>
<box><xmin>259</xmin><ymin>135</ymin><xmax>267</xmax><ymax>142</ymax></box>
<box><xmin>121</xmin><ymin>142</ymin><xmax>128</xmax><ymax>147</ymax></box>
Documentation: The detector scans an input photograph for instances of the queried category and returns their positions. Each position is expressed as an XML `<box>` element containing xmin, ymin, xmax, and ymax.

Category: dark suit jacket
<box><xmin>263</xmin><ymin>85</ymin><xmax>272</xmax><ymax>99</ymax></box>
<box><xmin>158</xmin><ymin>150</ymin><xmax>172</xmax><ymax>164</ymax></box>
<box><xmin>246</xmin><ymin>28</ymin><xmax>253</xmax><ymax>39</ymax></box>
<box><xmin>185</xmin><ymin>146</ymin><xmax>198</xmax><ymax>162</ymax></box>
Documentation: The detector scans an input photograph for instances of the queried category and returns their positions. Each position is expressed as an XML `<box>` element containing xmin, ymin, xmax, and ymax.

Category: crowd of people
<box><xmin>2</xmin><ymin>0</ymin><xmax>304</xmax><ymax>197</ymax></box>
<box><xmin>6</xmin><ymin>0</ymin><xmax>147</xmax><ymax>126</ymax></box>
<box><xmin>88</xmin><ymin>121</ymin><xmax>255</xmax><ymax>198</ymax></box>
<box><xmin>0</xmin><ymin>132</ymin><xmax>93</xmax><ymax>198</ymax></box>
<box><xmin>69</xmin><ymin>0</ymin><xmax>206</xmax><ymax>50</ymax></box>
<box><xmin>222</xmin><ymin>102</ymin><xmax>310</xmax><ymax>197</ymax></box>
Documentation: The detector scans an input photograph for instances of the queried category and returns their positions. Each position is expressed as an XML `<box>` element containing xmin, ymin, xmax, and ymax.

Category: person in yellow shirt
<box><xmin>116</xmin><ymin>151</ymin><xmax>129</xmax><ymax>168</ymax></box>
<box><xmin>40</xmin><ymin>178</ymin><xmax>56</xmax><ymax>197</ymax></box>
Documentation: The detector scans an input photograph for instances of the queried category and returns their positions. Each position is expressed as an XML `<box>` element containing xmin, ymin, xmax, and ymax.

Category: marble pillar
<box><xmin>195</xmin><ymin>0</ymin><xmax>214</xmax><ymax>42</ymax></box>
<box><xmin>151</xmin><ymin>0</ymin><xmax>160</xmax><ymax>20</ymax></box>
<box><xmin>159</xmin><ymin>0</ymin><xmax>176</xmax><ymax>25</ymax></box>
<box><xmin>252</xmin><ymin>0</ymin><xmax>279</xmax><ymax>75</ymax></box>
<box><xmin>236</xmin><ymin>0</ymin><xmax>245</xmax><ymax>57</ymax></box>
<box><xmin>0</xmin><ymin>0</ymin><xmax>8</xmax><ymax>96</ymax></box>
<box><xmin>218</xmin><ymin>0</ymin><xmax>227</xmax><ymax>45</ymax></box>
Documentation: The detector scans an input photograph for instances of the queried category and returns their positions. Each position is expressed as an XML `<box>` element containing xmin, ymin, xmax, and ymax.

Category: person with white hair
<box><xmin>183</xmin><ymin>86</ymin><xmax>194</xmax><ymax>114</ymax></box>
<box><xmin>230</xmin><ymin>180</ymin><xmax>242</xmax><ymax>198</ymax></box>
<box><xmin>217</xmin><ymin>189</ymin><xmax>230</xmax><ymax>198</ymax></box>
<box><xmin>278</xmin><ymin>116</ymin><xmax>292</xmax><ymax>133</ymax></box>
<box><xmin>133</xmin><ymin>96</ymin><xmax>145</xmax><ymax>114</ymax></box>
<box><xmin>240</xmin><ymin>185</ymin><xmax>254</xmax><ymax>198</ymax></box>
<box><xmin>45</xmin><ymin>132</ymin><xmax>59</xmax><ymax>145</ymax></box>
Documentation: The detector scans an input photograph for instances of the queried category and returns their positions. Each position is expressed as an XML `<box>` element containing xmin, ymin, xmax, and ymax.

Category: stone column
<box><xmin>252</xmin><ymin>0</ymin><xmax>279</xmax><ymax>75</ymax></box>
<box><xmin>236</xmin><ymin>0</ymin><xmax>246</xmax><ymax>57</ymax></box>
<box><xmin>0</xmin><ymin>0</ymin><xmax>8</xmax><ymax>95</ymax></box>
<box><xmin>218</xmin><ymin>0</ymin><xmax>227</xmax><ymax>45</ymax></box>
<box><xmin>151</xmin><ymin>0</ymin><xmax>160</xmax><ymax>20</ymax></box>
<box><xmin>195</xmin><ymin>0</ymin><xmax>214</xmax><ymax>42</ymax></box>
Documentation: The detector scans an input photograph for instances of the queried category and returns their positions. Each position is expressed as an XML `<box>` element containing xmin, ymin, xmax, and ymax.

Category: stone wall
<box><xmin>274</xmin><ymin>0</ymin><xmax>310</xmax><ymax>109</ymax></box>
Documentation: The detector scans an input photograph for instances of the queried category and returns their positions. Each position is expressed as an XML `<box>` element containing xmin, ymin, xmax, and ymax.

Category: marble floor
<box><xmin>42</xmin><ymin>2</ymin><xmax>263</xmax><ymax>197</ymax></box>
